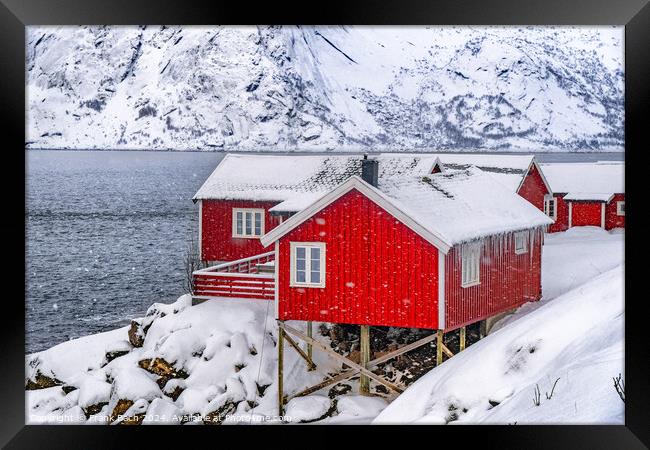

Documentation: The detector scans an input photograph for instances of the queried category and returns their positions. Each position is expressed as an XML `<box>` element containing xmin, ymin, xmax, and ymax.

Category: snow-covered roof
<box><xmin>432</xmin><ymin>153</ymin><xmax>536</xmax><ymax>192</ymax></box>
<box><xmin>261</xmin><ymin>168</ymin><xmax>553</xmax><ymax>251</ymax></box>
<box><xmin>540</xmin><ymin>163</ymin><xmax>624</xmax><ymax>201</ymax></box>
<box><xmin>193</xmin><ymin>153</ymin><xmax>439</xmax><ymax>212</ymax></box>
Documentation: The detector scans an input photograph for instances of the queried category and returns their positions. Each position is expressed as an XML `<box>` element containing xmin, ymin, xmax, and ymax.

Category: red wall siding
<box><xmin>548</xmin><ymin>194</ymin><xmax>570</xmax><ymax>233</ymax></box>
<box><xmin>201</xmin><ymin>199</ymin><xmax>283</xmax><ymax>262</ymax></box>
<box><xmin>570</xmin><ymin>202</ymin><xmax>602</xmax><ymax>227</ymax></box>
<box><xmin>605</xmin><ymin>194</ymin><xmax>625</xmax><ymax>230</ymax></box>
<box><xmin>444</xmin><ymin>230</ymin><xmax>544</xmax><ymax>331</ymax></box>
<box><xmin>277</xmin><ymin>189</ymin><xmax>440</xmax><ymax>329</ymax></box>
<box><xmin>517</xmin><ymin>164</ymin><xmax>550</xmax><ymax>211</ymax></box>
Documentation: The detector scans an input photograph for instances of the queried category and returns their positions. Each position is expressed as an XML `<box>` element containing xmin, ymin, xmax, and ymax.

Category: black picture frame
<box><xmin>1</xmin><ymin>0</ymin><xmax>648</xmax><ymax>447</ymax></box>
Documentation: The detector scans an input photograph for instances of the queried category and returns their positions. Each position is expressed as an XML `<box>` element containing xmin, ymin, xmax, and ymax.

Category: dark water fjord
<box><xmin>26</xmin><ymin>150</ymin><xmax>223</xmax><ymax>353</ymax></box>
<box><xmin>25</xmin><ymin>150</ymin><xmax>623</xmax><ymax>353</ymax></box>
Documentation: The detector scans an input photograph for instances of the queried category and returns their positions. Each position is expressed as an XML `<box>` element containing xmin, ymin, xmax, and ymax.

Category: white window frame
<box><xmin>232</xmin><ymin>208</ymin><xmax>265</xmax><ymax>238</ymax></box>
<box><xmin>617</xmin><ymin>201</ymin><xmax>625</xmax><ymax>216</ymax></box>
<box><xmin>544</xmin><ymin>196</ymin><xmax>557</xmax><ymax>220</ymax></box>
<box><xmin>290</xmin><ymin>242</ymin><xmax>326</xmax><ymax>288</ymax></box>
<box><xmin>514</xmin><ymin>231</ymin><xmax>528</xmax><ymax>255</ymax></box>
<box><xmin>461</xmin><ymin>242</ymin><xmax>481</xmax><ymax>288</ymax></box>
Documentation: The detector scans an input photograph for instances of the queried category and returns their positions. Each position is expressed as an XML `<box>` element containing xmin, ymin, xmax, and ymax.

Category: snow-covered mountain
<box><xmin>26</xmin><ymin>26</ymin><xmax>624</xmax><ymax>152</ymax></box>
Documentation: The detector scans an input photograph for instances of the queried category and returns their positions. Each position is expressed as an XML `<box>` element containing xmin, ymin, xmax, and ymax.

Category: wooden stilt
<box><xmin>283</xmin><ymin>329</ymin><xmax>316</xmax><ymax>370</ymax></box>
<box><xmin>278</xmin><ymin>323</ymin><xmax>284</xmax><ymax>416</ymax></box>
<box><xmin>460</xmin><ymin>326</ymin><xmax>466</xmax><ymax>351</ymax></box>
<box><xmin>280</xmin><ymin>322</ymin><xmax>403</xmax><ymax>394</ymax></box>
<box><xmin>307</xmin><ymin>321</ymin><xmax>314</xmax><ymax>371</ymax></box>
<box><xmin>436</xmin><ymin>329</ymin><xmax>444</xmax><ymax>366</ymax></box>
<box><xmin>479</xmin><ymin>320</ymin><xmax>487</xmax><ymax>339</ymax></box>
<box><xmin>359</xmin><ymin>325</ymin><xmax>370</xmax><ymax>395</ymax></box>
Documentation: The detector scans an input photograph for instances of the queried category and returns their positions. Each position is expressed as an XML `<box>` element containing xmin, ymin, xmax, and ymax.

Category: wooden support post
<box><xmin>480</xmin><ymin>320</ymin><xmax>487</xmax><ymax>339</ymax></box>
<box><xmin>307</xmin><ymin>321</ymin><xmax>314</xmax><ymax>371</ymax></box>
<box><xmin>460</xmin><ymin>326</ymin><xmax>466</xmax><ymax>352</ymax></box>
<box><xmin>278</xmin><ymin>323</ymin><xmax>284</xmax><ymax>417</ymax></box>
<box><xmin>436</xmin><ymin>329</ymin><xmax>444</xmax><ymax>366</ymax></box>
<box><xmin>359</xmin><ymin>325</ymin><xmax>371</xmax><ymax>395</ymax></box>
<box><xmin>283</xmin><ymin>329</ymin><xmax>316</xmax><ymax>371</ymax></box>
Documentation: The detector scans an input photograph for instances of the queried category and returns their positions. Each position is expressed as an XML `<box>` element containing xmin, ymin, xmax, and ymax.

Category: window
<box><xmin>544</xmin><ymin>196</ymin><xmax>557</xmax><ymax>220</ymax></box>
<box><xmin>514</xmin><ymin>231</ymin><xmax>528</xmax><ymax>254</ymax></box>
<box><xmin>232</xmin><ymin>208</ymin><xmax>265</xmax><ymax>238</ymax></box>
<box><xmin>290</xmin><ymin>242</ymin><xmax>326</xmax><ymax>288</ymax></box>
<box><xmin>617</xmin><ymin>201</ymin><xmax>625</xmax><ymax>216</ymax></box>
<box><xmin>461</xmin><ymin>242</ymin><xmax>481</xmax><ymax>287</ymax></box>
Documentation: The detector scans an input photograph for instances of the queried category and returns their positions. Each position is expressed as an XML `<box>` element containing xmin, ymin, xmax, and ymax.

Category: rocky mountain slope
<box><xmin>26</xmin><ymin>26</ymin><xmax>624</xmax><ymax>151</ymax></box>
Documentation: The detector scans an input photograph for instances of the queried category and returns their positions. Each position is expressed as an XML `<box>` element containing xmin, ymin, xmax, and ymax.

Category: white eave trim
<box><xmin>260</xmin><ymin>176</ymin><xmax>452</xmax><ymax>254</ymax></box>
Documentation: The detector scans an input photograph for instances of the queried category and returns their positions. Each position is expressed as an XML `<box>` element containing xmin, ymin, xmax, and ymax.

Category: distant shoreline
<box><xmin>25</xmin><ymin>147</ymin><xmax>626</xmax><ymax>156</ymax></box>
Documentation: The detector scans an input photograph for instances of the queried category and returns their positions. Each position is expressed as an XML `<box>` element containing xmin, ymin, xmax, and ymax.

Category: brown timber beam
<box><xmin>283</xmin><ymin>330</ymin><xmax>316</xmax><ymax>371</ymax></box>
<box><xmin>460</xmin><ymin>326</ymin><xmax>466</xmax><ymax>351</ymax></box>
<box><xmin>280</xmin><ymin>322</ymin><xmax>403</xmax><ymax>394</ymax></box>
<box><xmin>278</xmin><ymin>322</ymin><xmax>284</xmax><ymax>416</ymax></box>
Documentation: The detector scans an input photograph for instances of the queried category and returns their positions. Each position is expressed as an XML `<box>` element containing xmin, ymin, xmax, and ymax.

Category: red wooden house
<box><xmin>433</xmin><ymin>154</ymin><xmax>552</xmax><ymax>213</ymax></box>
<box><xmin>540</xmin><ymin>162</ymin><xmax>625</xmax><ymax>232</ymax></box>
<box><xmin>192</xmin><ymin>154</ymin><xmax>442</xmax><ymax>264</ymax></box>
<box><xmin>260</xmin><ymin>163</ymin><xmax>553</xmax><ymax>332</ymax></box>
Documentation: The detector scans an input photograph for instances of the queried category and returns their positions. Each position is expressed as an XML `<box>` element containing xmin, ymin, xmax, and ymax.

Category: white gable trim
<box><xmin>260</xmin><ymin>176</ymin><xmax>452</xmax><ymax>253</ymax></box>
<box><xmin>438</xmin><ymin>253</ymin><xmax>445</xmax><ymax>330</ymax></box>
<box><xmin>516</xmin><ymin>159</ymin><xmax>553</xmax><ymax>195</ymax></box>
<box><xmin>426</xmin><ymin>157</ymin><xmax>444</xmax><ymax>174</ymax></box>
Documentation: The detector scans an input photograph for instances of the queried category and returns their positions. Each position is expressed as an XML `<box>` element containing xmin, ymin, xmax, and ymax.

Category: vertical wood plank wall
<box><xmin>201</xmin><ymin>199</ymin><xmax>283</xmax><ymax>262</ymax></box>
<box><xmin>277</xmin><ymin>190</ymin><xmax>440</xmax><ymax>329</ymax></box>
<box><xmin>444</xmin><ymin>230</ymin><xmax>543</xmax><ymax>331</ymax></box>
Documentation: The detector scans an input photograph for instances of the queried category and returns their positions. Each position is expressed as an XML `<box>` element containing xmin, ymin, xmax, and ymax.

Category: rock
<box><xmin>109</xmin><ymin>399</ymin><xmax>133</xmax><ymax>424</ymax></box>
<box><xmin>203</xmin><ymin>401</ymin><xmax>238</xmax><ymax>425</ymax></box>
<box><xmin>103</xmin><ymin>340</ymin><xmax>132</xmax><ymax>365</ymax></box>
<box><xmin>162</xmin><ymin>379</ymin><xmax>186</xmax><ymax>401</ymax></box>
<box><xmin>128</xmin><ymin>320</ymin><xmax>145</xmax><ymax>348</ymax></box>
<box><xmin>62</xmin><ymin>385</ymin><xmax>78</xmax><ymax>394</ymax></box>
<box><xmin>138</xmin><ymin>358</ymin><xmax>188</xmax><ymax>379</ymax></box>
<box><xmin>83</xmin><ymin>402</ymin><xmax>108</xmax><ymax>418</ymax></box>
<box><xmin>25</xmin><ymin>371</ymin><xmax>63</xmax><ymax>390</ymax></box>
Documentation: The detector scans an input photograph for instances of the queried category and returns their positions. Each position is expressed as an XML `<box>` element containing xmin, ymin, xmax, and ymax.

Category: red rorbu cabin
<box><xmin>540</xmin><ymin>162</ymin><xmax>625</xmax><ymax>232</ymax></box>
<box><xmin>260</xmin><ymin>163</ymin><xmax>553</xmax><ymax>332</ymax></box>
<box><xmin>433</xmin><ymin>154</ymin><xmax>553</xmax><ymax>213</ymax></box>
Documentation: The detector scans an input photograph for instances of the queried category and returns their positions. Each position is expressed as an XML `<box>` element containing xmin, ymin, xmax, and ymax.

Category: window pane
<box><xmin>311</xmin><ymin>258</ymin><xmax>320</xmax><ymax>271</ymax></box>
<box><xmin>236</xmin><ymin>212</ymin><xmax>243</xmax><ymax>235</ymax></box>
<box><xmin>254</xmin><ymin>212</ymin><xmax>262</xmax><ymax>235</ymax></box>
<box><xmin>296</xmin><ymin>258</ymin><xmax>306</xmax><ymax>271</ymax></box>
<box><xmin>245</xmin><ymin>212</ymin><xmax>252</xmax><ymax>235</ymax></box>
<box><xmin>310</xmin><ymin>271</ymin><xmax>320</xmax><ymax>283</ymax></box>
<box><xmin>296</xmin><ymin>270</ymin><xmax>306</xmax><ymax>283</ymax></box>
<box><xmin>311</xmin><ymin>247</ymin><xmax>320</xmax><ymax>260</ymax></box>
<box><xmin>296</xmin><ymin>247</ymin><xmax>306</xmax><ymax>259</ymax></box>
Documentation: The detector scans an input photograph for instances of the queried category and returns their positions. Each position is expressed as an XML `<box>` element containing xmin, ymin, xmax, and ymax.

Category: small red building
<box><xmin>540</xmin><ymin>163</ymin><xmax>625</xmax><ymax>232</ymax></box>
<box><xmin>260</xmin><ymin>165</ymin><xmax>552</xmax><ymax>332</ymax></box>
<box><xmin>434</xmin><ymin>154</ymin><xmax>552</xmax><ymax>213</ymax></box>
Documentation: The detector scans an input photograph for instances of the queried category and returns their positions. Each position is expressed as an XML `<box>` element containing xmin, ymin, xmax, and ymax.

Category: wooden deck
<box><xmin>192</xmin><ymin>252</ymin><xmax>275</xmax><ymax>301</ymax></box>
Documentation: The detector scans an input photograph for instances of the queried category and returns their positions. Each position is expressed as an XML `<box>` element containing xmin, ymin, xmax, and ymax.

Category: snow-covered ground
<box><xmin>26</xmin><ymin>227</ymin><xmax>623</xmax><ymax>424</ymax></box>
<box><xmin>375</xmin><ymin>227</ymin><xmax>624</xmax><ymax>424</ymax></box>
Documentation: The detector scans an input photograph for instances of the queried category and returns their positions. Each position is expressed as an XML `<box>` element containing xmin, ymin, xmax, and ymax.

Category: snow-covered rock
<box><xmin>285</xmin><ymin>395</ymin><xmax>332</xmax><ymax>423</ymax></box>
<box><xmin>27</xmin><ymin>26</ymin><xmax>623</xmax><ymax>152</ymax></box>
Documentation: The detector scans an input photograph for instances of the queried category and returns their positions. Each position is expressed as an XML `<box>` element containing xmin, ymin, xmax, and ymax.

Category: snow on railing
<box><xmin>192</xmin><ymin>252</ymin><xmax>275</xmax><ymax>300</ymax></box>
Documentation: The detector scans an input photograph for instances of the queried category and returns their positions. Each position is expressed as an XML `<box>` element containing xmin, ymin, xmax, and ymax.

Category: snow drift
<box><xmin>374</xmin><ymin>263</ymin><xmax>624</xmax><ymax>424</ymax></box>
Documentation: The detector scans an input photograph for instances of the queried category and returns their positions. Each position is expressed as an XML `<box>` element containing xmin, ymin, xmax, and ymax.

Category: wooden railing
<box><xmin>192</xmin><ymin>252</ymin><xmax>275</xmax><ymax>300</ymax></box>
